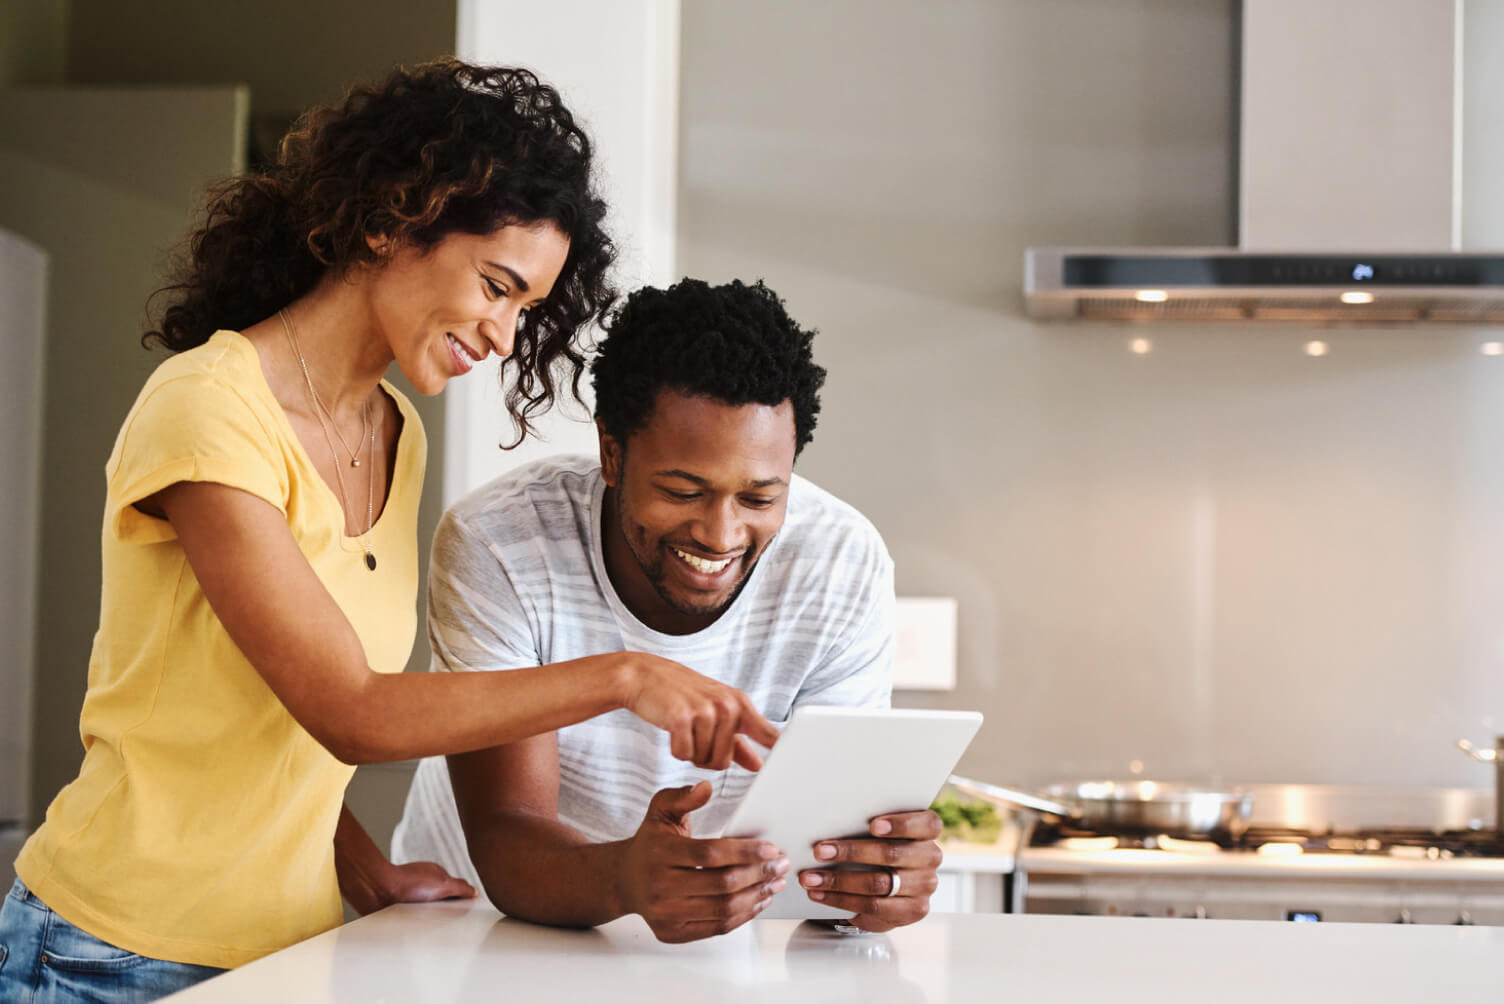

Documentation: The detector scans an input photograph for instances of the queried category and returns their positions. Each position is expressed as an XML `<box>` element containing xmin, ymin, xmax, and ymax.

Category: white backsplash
<box><xmin>889</xmin><ymin>323</ymin><xmax>1504</xmax><ymax>789</ymax></box>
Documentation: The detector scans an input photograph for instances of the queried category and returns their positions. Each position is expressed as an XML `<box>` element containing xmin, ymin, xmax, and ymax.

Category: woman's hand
<box><xmin>619</xmin><ymin>654</ymin><xmax>780</xmax><ymax>771</ymax></box>
<box><xmin>334</xmin><ymin>803</ymin><xmax>475</xmax><ymax>916</ymax></box>
<box><xmin>342</xmin><ymin>860</ymin><xmax>477</xmax><ymax>917</ymax></box>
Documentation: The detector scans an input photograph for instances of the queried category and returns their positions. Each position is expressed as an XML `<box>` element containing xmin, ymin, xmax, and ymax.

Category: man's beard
<box><xmin>613</xmin><ymin>486</ymin><xmax>759</xmax><ymax>619</ymax></box>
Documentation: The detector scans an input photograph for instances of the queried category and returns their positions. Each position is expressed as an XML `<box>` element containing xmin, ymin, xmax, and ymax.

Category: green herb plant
<box><xmin>930</xmin><ymin>790</ymin><xmax>1003</xmax><ymax>844</ymax></box>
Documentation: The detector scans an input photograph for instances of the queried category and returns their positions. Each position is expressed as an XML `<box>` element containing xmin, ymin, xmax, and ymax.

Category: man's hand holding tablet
<box><xmin>616</xmin><ymin>781</ymin><xmax>792</xmax><ymax>944</ymax></box>
<box><xmin>798</xmin><ymin>806</ymin><xmax>946</xmax><ymax>932</ymax></box>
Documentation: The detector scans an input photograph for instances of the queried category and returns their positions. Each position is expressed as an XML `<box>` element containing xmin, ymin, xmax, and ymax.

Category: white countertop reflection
<box><xmin>163</xmin><ymin>898</ymin><xmax>1504</xmax><ymax>1003</ymax></box>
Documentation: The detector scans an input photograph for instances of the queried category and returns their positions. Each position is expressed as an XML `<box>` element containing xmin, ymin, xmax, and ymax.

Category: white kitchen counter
<box><xmin>163</xmin><ymin>898</ymin><xmax>1504</xmax><ymax>1003</ymax></box>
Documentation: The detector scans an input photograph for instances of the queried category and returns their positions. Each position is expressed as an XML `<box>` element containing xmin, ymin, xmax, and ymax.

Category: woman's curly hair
<box><xmin>592</xmin><ymin>278</ymin><xmax>826</xmax><ymax>457</ymax></box>
<box><xmin>146</xmin><ymin>58</ymin><xmax>615</xmax><ymax>445</ymax></box>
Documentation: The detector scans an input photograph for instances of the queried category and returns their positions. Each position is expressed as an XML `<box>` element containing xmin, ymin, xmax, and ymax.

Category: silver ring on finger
<box><xmin>885</xmin><ymin>869</ymin><xmax>902</xmax><ymax>898</ymax></box>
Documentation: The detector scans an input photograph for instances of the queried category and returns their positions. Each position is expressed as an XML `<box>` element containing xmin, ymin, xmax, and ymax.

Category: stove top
<box><xmin>1032</xmin><ymin>821</ymin><xmax>1504</xmax><ymax>859</ymax></box>
<box><xmin>1236</xmin><ymin>825</ymin><xmax>1504</xmax><ymax>858</ymax></box>
<box><xmin>1016</xmin><ymin>786</ymin><xmax>1504</xmax><ymax>924</ymax></box>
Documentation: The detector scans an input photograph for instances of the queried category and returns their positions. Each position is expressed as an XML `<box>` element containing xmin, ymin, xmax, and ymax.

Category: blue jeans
<box><xmin>0</xmin><ymin>879</ymin><xmax>224</xmax><ymax>1002</ymax></box>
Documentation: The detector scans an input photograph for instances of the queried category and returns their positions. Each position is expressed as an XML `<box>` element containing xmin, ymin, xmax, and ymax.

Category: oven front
<box><xmin>1021</xmin><ymin>866</ymin><xmax>1504</xmax><ymax>924</ymax></box>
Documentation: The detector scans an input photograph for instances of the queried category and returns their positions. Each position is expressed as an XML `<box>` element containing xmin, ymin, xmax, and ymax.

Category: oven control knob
<box><xmin>1454</xmin><ymin>911</ymin><xmax>1474</xmax><ymax>926</ymax></box>
<box><xmin>1393</xmin><ymin>909</ymin><xmax>1414</xmax><ymax>924</ymax></box>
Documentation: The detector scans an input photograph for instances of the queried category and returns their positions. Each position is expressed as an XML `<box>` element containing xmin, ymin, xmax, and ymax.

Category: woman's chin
<box><xmin>396</xmin><ymin>360</ymin><xmax>452</xmax><ymax>397</ymax></box>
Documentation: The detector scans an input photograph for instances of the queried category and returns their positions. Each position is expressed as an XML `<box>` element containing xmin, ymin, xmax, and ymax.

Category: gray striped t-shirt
<box><xmin>390</xmin><ymin>454</ymin><xmax>893</xmax><ymax>887</ymax></box>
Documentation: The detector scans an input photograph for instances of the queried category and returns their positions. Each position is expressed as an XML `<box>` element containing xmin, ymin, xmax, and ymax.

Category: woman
<box><xmin>0</xmin><ymin>59</ymin><xmax>775</xmax><ymax>1002</ymax></box>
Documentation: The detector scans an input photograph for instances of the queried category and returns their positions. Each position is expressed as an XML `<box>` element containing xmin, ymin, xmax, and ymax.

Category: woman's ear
<box><xmin>364</xmin><ymin>232</ymin><xmax>393</xmax><ymax>257</ymax></box>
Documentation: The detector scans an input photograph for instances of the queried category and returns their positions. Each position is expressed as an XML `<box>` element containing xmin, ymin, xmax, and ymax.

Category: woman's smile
<box><xmin>446</xmin><ymin>332</ymin><xmax>483</xmax><ymax>376</ymax></box>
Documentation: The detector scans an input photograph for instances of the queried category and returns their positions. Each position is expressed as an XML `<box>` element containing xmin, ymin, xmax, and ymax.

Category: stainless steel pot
<box><xmin>947</xmin><ymin>774</ymin><xmax>1254</xmax><ymax>838</ymax></box>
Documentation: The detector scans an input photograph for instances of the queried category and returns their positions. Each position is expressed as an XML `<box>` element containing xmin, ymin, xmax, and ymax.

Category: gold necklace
<box><xmin>278</xmin><ymin>308</ymin><xmax>378</xmax><ymax>571</ymax></box>
<box><xmin>280</xmin><ymin>309</ymin><xmax>369</xmax><ymax>467</ymax></box>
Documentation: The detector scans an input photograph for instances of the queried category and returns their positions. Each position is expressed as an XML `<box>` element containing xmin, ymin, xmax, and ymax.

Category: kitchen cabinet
<box><xmin>933</xmin><ymin>843</ymin><xmax>1014</xmax><ymax>913</ymax></box>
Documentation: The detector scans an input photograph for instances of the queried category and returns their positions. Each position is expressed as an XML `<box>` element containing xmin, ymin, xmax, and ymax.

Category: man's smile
<box><xmin>671</xmin><ymin>547</ymin><xmax>736</xmax><ymax>576</ymax></box>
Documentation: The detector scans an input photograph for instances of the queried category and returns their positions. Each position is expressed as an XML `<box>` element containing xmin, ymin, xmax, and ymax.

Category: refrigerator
<box><xmin>1</xmin><ymin>228</ymin><xmax>45</xmax><ymax>881</ymax></box>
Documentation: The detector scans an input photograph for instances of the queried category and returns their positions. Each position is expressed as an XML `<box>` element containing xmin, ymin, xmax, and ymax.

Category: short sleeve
<box><xmin>106</xmin><ymin>374</ymin><xmax>289</xmax><ymax>544</ymax></box>
<box><xmin>793</xmin><ymin>546</ymin><xmax>896</xmax><ymax>711</ymax></box>
<box><xmin>426</xmin><ymin>508</ymin><xmax>542</xmax><ymax>673</ymax></box>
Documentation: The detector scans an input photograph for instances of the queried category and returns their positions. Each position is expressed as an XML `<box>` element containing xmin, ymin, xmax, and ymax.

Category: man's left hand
<box><xmin>797</xmin><ymin>809</ymin><xmax>942</xmax><ymax>932</ymax></box>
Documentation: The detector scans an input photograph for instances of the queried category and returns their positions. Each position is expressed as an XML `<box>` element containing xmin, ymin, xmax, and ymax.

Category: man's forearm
<box><xmin>466</xmin><ymin>811</ymin><xmax>633</xmax><ymax>928</ymax></box>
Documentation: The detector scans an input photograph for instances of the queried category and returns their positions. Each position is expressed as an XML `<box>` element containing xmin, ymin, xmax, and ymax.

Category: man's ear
<box><xmin>598</xmin><ymin>421</ymin><xmax>623</xmax><ymax>486</ymax></box>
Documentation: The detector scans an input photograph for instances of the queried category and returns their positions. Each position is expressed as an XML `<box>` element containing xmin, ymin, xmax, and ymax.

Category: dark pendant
<box><xmin>365</xmin><ymin>552</ymin><xmax>377</xmax><ymax>571</ymax></box>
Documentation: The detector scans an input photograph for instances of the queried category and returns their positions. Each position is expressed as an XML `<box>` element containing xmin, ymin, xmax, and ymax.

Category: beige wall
<box><xmin>679</xmin><ymin>0</ymin><xmax>1504</xmax><ymax>791</ymax></box>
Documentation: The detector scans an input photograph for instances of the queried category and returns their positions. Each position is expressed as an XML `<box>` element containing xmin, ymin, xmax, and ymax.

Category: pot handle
<box><xmin>1458</xmin><ymin>738</ymin><xmax>1500</xmax><ymax>763</ymax></box>
<box><xmin>946</xmin><ymin>774</ymin><xmax>1071</xmax><ymax>818</ymax></box>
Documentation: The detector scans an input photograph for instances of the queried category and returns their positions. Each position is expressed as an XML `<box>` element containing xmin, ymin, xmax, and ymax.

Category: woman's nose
<box><xmin>477</xmin><ymin>310</ymin><xmax>519</xmax><ymax>358</ymax></box>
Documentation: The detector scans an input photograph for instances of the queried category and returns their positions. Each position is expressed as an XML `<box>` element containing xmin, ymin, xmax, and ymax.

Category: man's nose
<box><xmin>693</xmin><ymin>496</ymin><xmax>745</xmax><ymax>553</ymax></box>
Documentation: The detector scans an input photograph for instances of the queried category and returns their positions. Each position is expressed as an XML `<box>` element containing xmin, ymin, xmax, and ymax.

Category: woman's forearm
<box><xmin>156</xmin><ymin>482</ymin><xmax>774</xmax><ymax>771</ymax></box>
<box><xmin>326</xmin><ymin>653</ymin><xmax>634</xmax><ymax>764</ymax></box>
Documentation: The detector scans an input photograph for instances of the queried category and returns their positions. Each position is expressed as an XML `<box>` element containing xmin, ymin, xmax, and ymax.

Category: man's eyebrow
<box><xmin>654</xmin><ymin>469</ymin><xmax>787</xmax><ymax>490</ymax></box>
<box><xmin>483</xmin><ymin>262</ymin><xmax>529</xmax><ymax>294</ymax></box>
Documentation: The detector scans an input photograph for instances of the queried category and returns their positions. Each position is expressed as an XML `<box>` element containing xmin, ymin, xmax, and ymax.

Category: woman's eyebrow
<box><xmin>483</xmin><ymin>261</ymin><xmax>530</xmax><ymax>293</ymax></box>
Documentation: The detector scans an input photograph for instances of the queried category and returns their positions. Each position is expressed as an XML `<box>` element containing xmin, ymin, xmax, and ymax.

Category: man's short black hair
<box><xmin>591</xmin><ymin>278</ymin><xmax>826</xmax><ymax>455</ymax></box>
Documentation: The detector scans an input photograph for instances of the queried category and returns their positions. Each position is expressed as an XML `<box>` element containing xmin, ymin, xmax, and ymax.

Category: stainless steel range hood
<box><xmin>1025</xmin><ymin>249</ymin><xmax>1504</xmax><ymax>323</ymax></box>
<box><xmin>1025</xmin><ymin>0</ymin><xmax>1504</xmax><ymax>323</ymax></box>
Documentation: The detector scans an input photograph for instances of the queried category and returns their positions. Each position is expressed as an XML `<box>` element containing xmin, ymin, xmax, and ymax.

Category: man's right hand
<box><xmin>618</xmin><ymin>782</ymin><xmax>789</xmax><ymax>943</ymax></box>
<box><xmin>619</xmin><ymin>655</ymin><xmax>781</xmax><ymax>770</ymax></box>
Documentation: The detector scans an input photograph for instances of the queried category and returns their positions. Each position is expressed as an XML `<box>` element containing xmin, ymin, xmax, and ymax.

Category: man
<box><xmin>392</xmin><ymin>278</ymin><xmax>942</xmax><ymax>942</ymax></box>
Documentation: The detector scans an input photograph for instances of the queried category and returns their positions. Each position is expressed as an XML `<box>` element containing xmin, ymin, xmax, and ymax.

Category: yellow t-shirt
<box><xmin>16</xmin><ymin>330</ymin><xmax>426</xmax><ymax>968</ymax></box>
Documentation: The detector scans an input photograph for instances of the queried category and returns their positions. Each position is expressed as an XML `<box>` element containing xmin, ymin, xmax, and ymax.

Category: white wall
<box><xmin>679</xmin><ymin>0</ymin><xmax>1504</xmax><ymax>790</ymax></box>
<box><xmin>446</xmin><ymin>0</ymin><xmax>680</xmax><ymax>504</ymax></box>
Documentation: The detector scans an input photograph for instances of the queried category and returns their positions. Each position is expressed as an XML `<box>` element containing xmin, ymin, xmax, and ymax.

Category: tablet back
<box><xmin>720</xmin><ymin>706</ymin><xmax>983</xmax><ymax>920</ymax></box>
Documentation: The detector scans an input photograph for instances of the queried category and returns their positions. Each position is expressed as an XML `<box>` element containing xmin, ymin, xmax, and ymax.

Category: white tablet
<box><xmin>720</xmin><ymin>706</ymin><xmax>983</xmax><ymax>920</ymax></box>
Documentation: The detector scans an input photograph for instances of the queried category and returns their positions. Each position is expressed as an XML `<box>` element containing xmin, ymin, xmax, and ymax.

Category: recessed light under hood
<box><xmin>1025</xmin><ymin>0</ymin><xmax>1504</xmax><ymax>324</ymax></box>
